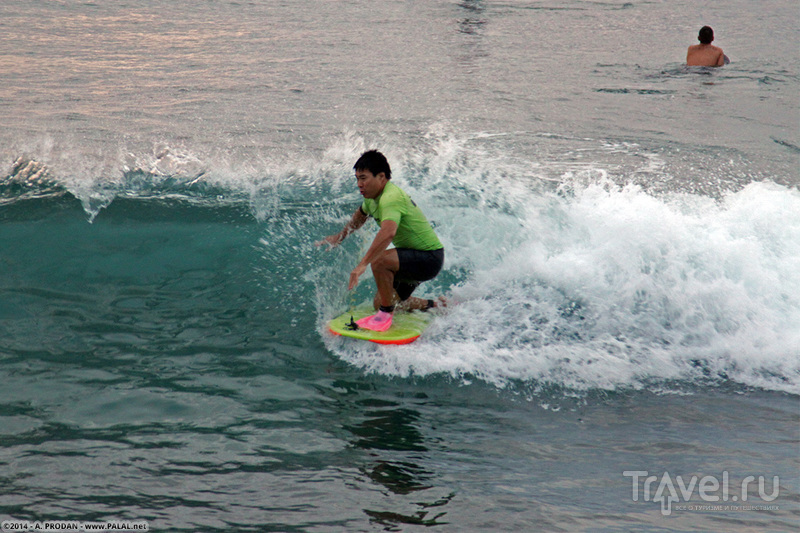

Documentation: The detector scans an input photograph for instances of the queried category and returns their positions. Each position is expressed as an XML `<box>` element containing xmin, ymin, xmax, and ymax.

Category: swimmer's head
<box><xmin>698</xmin><ymin>26</ymin><xmax>714</xmax><ymax>44</ymax></box>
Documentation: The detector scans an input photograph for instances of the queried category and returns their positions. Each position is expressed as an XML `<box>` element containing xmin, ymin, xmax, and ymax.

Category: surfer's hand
<box><xmin>315</xmin><ymin>234</ymin><xmax>340</xmax><ymax>249</ymax></box>
<box><xmin>348</xmin><ymin>264</ymin><xmax>366</xmax><ymax>290</ymax></box>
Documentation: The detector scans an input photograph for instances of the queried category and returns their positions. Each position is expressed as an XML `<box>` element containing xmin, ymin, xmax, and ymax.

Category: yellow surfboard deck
<box><xmin>327</xmin><ymin>304</ymin><xmax>433</xmax><ymax>345</ymax></box>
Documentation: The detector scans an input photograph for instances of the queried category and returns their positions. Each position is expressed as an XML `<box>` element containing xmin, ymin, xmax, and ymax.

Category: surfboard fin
<box><xmin>345</xmin><ymin>315</ymin><xmax>359</xmax><ymax>331</ymax></box>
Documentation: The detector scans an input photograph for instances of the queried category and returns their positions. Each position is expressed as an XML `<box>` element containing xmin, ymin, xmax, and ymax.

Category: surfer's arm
<box><xmin>348</xmin><ymin>220</ymin><xmax>398</xmax><ymax>290</ymax></box>
<box><xmin>316</xmin><ymin>207</ymin><xmax>368</xmax><ymax>248</ymax></box>
<box><xmin>358</xmin><ymin>220</ymin><xmax>397</xmax><ymax>267</ymax></box>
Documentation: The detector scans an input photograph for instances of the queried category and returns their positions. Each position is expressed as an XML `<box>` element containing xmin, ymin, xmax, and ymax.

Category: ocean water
<box><xmin>1</xmin><ymin>0</ymin><xmax>798</xmax><ymax>532</ymax></box>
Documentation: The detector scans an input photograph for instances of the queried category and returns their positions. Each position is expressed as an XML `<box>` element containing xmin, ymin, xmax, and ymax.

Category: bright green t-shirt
<box><xmin>361</xmin><ymin>182</ymin><xmax>443</xmax><ymax>251</ymax></box>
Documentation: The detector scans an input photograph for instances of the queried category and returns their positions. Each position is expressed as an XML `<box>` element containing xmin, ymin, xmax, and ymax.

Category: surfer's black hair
<box><xmin>698</xmin><ymin>26</ymin><xmax>714</xmax><ymax>44</ymax></box>
<box><xmin>354</xmin><ymin>150</ymin><xmax>391</xmax><ymax>180</ymax></box>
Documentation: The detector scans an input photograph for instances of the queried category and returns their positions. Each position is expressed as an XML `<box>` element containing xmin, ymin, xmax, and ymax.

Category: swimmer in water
<box><xmin>687</xmin><ymin>26</ymin><xmax>726</xmax><ymax>67</ymax></box>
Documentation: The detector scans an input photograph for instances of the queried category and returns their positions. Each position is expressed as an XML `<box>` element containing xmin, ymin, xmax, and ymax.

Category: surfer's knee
<box><xmin>369</xmin><ymin>249</ymin><xmax>400</xmax><ymax>277</ymax></box>
<box><xmin>370</xmin><ymin>252</ymin><xmax>393</xmax><ymax>273</ymax></box>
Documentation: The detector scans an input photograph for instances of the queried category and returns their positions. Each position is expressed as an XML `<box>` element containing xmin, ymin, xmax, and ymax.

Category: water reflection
<box><xmin>453</xmin><ymin>1</ymin><xmax>489</xmax><ymax>77</ymax></box>
<box><xmin>457</xmin><ymin>0</ymin><xmax>487</xmax><ymax>35</ymax></box>
<box><xmin>364</xmin><ymin>460</ymin><xmax>432</xmax><ymax>495</ymax></box>
<box><xmin>347</xmin><ymin>400</ymin><xmax>426</xmax><ymax>452</ymax></box>
<box><xmin>364</xmin><ymin>493</ymin><xmax>454</xmax><ymax>529</ymax></box>
<box><xmin>344</xmin><ymin>394</ymin><xmax>453</xmax><ymax>529</ymax></box>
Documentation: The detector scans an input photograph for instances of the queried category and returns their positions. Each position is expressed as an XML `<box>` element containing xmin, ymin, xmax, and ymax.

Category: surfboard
<box><xmin>327</xmin><ymin>304</ymin><xmax>433</xmax><ymax>345</ymax></box>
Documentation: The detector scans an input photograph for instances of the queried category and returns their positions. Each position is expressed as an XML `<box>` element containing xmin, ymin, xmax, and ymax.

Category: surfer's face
<box><xmin>355</xmin><ymin>169</ymin><xmax>387</xmax><ymax>199</ymax></box>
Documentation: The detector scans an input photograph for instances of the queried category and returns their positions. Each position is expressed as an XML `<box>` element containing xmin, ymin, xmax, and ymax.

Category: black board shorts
<box><xmin>393</xmin><ymin>248</ymin><xmax>445</xmax><ymax>301</ymax></box>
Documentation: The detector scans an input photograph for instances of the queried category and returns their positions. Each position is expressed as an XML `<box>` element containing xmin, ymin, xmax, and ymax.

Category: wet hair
<box><xmin>354</xmin><ymin>150</ymin><xmax>391</xmax><ymax>180</ymax></box>
<box><xmin>698</xmin><ymin>26</ymin><xmax>714</xmax><ymax>45</ymax></box>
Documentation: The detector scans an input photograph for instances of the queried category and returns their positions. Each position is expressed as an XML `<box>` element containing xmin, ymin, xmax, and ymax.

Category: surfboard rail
<box><xmin>328</xmin><ymin>327</ymin><xmax>420</xmax><ymax>345</ymax></box>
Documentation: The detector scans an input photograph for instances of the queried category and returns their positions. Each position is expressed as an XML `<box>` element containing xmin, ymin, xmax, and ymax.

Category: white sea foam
<box><xmin>323</xmin><ymin>137</ymin><xmax>800</xmax><ymax>394</ymax></box>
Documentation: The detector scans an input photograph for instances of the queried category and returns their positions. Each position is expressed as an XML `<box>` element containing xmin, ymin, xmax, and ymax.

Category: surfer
<box><xmin>686</xmin><ymin>26</ymin><xmax>726</xmax><ymax>67</ymax></box>
<box><xmin>317</xmin><ymin>150</ymin><xmax>445</xmax><ymax>332</ymax></box>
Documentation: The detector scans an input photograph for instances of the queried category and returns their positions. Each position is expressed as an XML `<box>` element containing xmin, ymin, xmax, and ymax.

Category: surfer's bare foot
<box><xmin>398</xmin><ymin>296</ymin><xmax>447</xmax><ymax>312</ymax></box>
